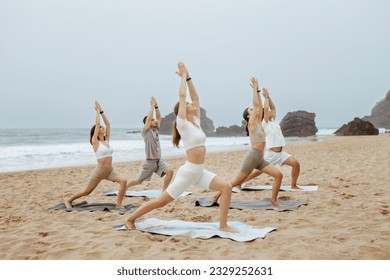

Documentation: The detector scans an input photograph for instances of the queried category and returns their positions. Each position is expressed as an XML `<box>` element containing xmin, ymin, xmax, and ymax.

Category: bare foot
<box><xmin>116</xmin><ymin>204</ymin><xmax>124</xmax><ymax>209</ymax></box>
<box><xmin>291</xmin><ymin>185</ymin><xmax>302</xmax><ymax>190</ymax></box>
<box><xmin>271</xmin><ymin>200</ymin><xmax>281</xmax><ymax>207</ymax></box>
<box><xmin>64</xmin><ymin>199</ymin><xmax>72</xmax><ymax>208</ymax></box>
<box><xmin>219</xmin><ymin>225</ymin><xmax>237</xmax><ymax>233</ymax></box>
<box><xmin>125</xmin><ymin>220</ymin><xmax>136</xmax><ymax>230</ymax></box>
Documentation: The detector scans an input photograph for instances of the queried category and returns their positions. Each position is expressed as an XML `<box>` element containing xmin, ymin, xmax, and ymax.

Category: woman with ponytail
<box><xmin>125</xmin><ymin>62</ymin><xmax>235</xmax><ymax>232</ymax></box>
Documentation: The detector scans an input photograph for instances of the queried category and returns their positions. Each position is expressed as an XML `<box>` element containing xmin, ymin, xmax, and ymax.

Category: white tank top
<box><xmin>263</xmin><ymin>120</ymin><xmax>286</xmax><ymax>149</ymax></box>
<box><xmin>95</xmin><ymin>142</ymin><xmax>114</xmax><ymax>160</ymax></box>
<box><xmin>176</xmin><ymin>116</ymin><xmax>206</xmax><ymax>151</ymax></box>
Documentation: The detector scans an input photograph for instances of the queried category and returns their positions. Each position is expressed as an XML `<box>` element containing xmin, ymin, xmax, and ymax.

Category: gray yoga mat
<box><xmin>233</xmin><ymin>185</ymin><xmax>319</xmax><ymax>193</ymax></box>
<box><xmin>49</xmin><ymin>201</ymin><xmax>139</xmax><ymax>214</ymax></box>
<box><xmin>194</xmin><ymin>197</ymin><xmax>308</xmax><ymax>211</ymax></box>
<box><xmin>103</xmin><ymin>189</ymin><xmax>192</xmax><ymax>198</ymax></box>
<box><xmin>113</xmin><ymin>218</ymin><xmax>276</xmax><ymax>242</ymax></box>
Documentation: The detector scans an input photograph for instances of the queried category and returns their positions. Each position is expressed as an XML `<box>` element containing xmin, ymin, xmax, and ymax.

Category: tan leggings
<box><xmin>87</xmin><ymin>165</ymin><xmax>118</xmax><ymax>189</ymax></box>
<box><xmin>240</xmin><ymin>149</ymin><xmax>270</xmax><ymax>174</ymax></box>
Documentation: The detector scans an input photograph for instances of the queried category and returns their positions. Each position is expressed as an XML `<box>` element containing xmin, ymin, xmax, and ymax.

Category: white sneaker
<box><xmin>241</xmin><ymin>182</ymin><xmax>248</xmax><ymax>189</ymax></box>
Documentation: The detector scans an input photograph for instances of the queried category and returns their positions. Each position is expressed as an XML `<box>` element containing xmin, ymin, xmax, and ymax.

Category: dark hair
<box><xmin>172</xmin><ymin>101</ymin><xmax>181</xmax><ymax>148</ymax></box>
<box><xmin>90</xmin><ymin>125</ymin><xmax>105</xmax><ymax>145</ymax></box>
<box><xmin>143</xmin><ymin>116</ymin><xmax>147</xmax><ymax>124</ymax></box>
<box><xmin>242</xmin><ymin>108</ymin><xmax>250</xmax><ymax>136</ymax></box>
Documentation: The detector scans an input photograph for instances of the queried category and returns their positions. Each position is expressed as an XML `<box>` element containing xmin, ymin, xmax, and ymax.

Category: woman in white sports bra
<box><xmin>65</xmin><ymin>101</ymin><xmax>127</xmax><ymax>208</ymax></box>
<box><xmin>125</xmin><ymin>62</ymin><xmax>235</xmax><ymax>232</ymax></box>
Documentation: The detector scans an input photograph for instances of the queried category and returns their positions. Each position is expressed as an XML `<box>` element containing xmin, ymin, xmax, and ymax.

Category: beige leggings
<box><xmin>87</xmin><ymin>165</ymin><xmax>118</xmax><ymax>189</ymax></box>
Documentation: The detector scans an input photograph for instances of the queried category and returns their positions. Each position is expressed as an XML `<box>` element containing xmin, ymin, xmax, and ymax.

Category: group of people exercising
<box><xmin>64</xmin><ymin>62</ymin><xmax>301</xmax><ymax>233</ymax></box>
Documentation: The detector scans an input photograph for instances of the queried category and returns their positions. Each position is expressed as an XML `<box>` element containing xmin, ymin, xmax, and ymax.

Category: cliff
<box><xmin>362</xmin><ymin>90</ymin><xmax>390</xmax><ymax>129</ymax></box>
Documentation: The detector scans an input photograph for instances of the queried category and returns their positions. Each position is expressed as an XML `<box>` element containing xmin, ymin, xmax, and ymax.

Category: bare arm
<box><xmin>92</xmin><ymin>101</ymin><xmax>101</xmax><ymax>149</ymax></box>
<box><xmin>268</xmin><ymin>95</ymin><xmax>276</xmax><ymax>121</ymax></box>
<box><xmin>176</xmin><ymin>63</ymin><xmax>188</xmax><ymax>119</ymax></box>
<box><xmin>96</xmin><ymin>101</ymin><xmax>110</xmax><ymax>141</ymax></box>
<box><xmin>248</xmin><ymin>78</ymin><xmax>262</xmax><ymax>131</ymax></box>
<box><xmin>262</xmin><ymin>88</ymin><xmax>270</xmax><ymax>123</ymax></box>
<box><xmin>144</xmin><ymin>97</ymin><xmax>157</xmax><ymax>130</ymax></box>
<box><xmin>181</xmin><ymin>63</ymin><xmax>200</xmax><ymax>118</ymax></box>
<box><xmin>154</xmin><ymin>97</ymin><xmax>161</xmax><ymax>128</ymax></box>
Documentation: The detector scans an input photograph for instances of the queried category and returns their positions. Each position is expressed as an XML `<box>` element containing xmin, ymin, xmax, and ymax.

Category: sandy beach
<box><xmin>0</xmin><ymin>134</ymin><xmax>389</xmax><ymax>260</ymax></box>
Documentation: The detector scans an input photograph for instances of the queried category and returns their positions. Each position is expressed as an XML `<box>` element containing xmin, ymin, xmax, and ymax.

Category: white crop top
<box><xmin>263</xmin><ymin>120</ymin><xmax>286</xmax><ymax>149</ymax></box>
<box><xmin>176</xmin><ymin>116</ymin><xmax>206</xmax><ymax>151</ymax></box>
<box><xmin>95</xmin><ymin>142</ymin><xmax>114</xmax><ymax>160</ymax></box>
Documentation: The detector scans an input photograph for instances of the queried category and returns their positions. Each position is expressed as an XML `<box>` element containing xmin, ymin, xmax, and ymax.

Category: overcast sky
<box><xmin>1</xmin><ymin>0</ymin><xmax>389</xmax><ymax>129</ymax></box>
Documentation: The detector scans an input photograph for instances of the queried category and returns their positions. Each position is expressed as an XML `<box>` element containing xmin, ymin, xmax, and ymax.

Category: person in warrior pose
<box><xmin>125</xmin><ymin>62</ymin><xmax>235</xmax><ymax>232</ymax></box>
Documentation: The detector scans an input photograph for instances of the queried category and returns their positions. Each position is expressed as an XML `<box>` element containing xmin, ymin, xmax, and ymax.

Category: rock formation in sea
<box><xmin>214</xmin><ymin>121</ymin><xmax>246</xmax><ymax>137</ymax></box>
<box><xmin>334</xmin><ymin>117</ymin><xmax>379</xmax><ymax>136</ymax></box>
<box><xmin>159</xmin><ymin>107</ymin><xmax>215</xmax><ymax>136</ymax></box>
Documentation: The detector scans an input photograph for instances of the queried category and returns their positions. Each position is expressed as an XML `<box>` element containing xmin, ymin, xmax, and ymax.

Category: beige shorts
<box><xmin>87</xmin><ymin>166</ymin><xmax>118</xmax><ymax>189</ymax></box>
<box><xmin>138</xmin><ymin>159</ymin><xmax>170</xmax><ymax>182</ymax></box>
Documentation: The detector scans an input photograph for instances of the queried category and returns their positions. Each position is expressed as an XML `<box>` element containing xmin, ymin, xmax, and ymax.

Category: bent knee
<box><xmin>165</xmin><ymin>168</ymin><xmax>174</xmax><ymax>175</ymax></box>
<box><xmin>220</xmin><ymin>181</ymin><xmax>233</xmax><ymax>193</ymax></box>
<box><xmin>222</xmin><ymin>183</ymin><xmax>232</xmax><ymax>192</ymax></box>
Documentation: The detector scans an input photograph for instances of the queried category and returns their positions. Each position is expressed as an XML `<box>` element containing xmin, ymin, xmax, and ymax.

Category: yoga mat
<box><xmin>113</xmin><ymin>218</ymin><xmax>276</xmax><ymax>242</ymax></box>
<box><xmin>49</xmin><ymin>201</ymin><xmax>139</xmax><ymax>214</ymax></box>
<box><xmin>194</xmin><ymin>197</ymin><xmax>308</xmax><ymax>211</ymax></box>
<box><xmin>103</xmin><ymin>189</ymin><xmax>192</xmax><ymax>198</ymax></box>
<box><xmin>233</xmin><ymin>185</ymin><xmax>319</xmax><ymax>193</ymax></box>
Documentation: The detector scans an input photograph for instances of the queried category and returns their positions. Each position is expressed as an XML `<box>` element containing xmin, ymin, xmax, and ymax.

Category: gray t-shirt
<box><xmin>141</xmin><ymin>126</ymin><xmax>161</xmax><ymax>159</ymax></box>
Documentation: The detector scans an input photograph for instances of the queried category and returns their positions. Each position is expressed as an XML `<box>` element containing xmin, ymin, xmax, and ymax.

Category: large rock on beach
<box><xmin>279</xmin><ymin>110</ymin><xmax>318</xmax><ymax>137</ymax></box>
<box><xmin>159</xmin><ymin>107</ymin><xmax>215</xmax><ymax>136</ymax></box>
<box><xmin>362</xmin><ymin>90</ymin><xmax>390</xmax><ymax>129</ymax></box>
<box><xmin>334</xmin><ymin>117</ymin><xmax>379</xmax><ymax>136</ymax></box>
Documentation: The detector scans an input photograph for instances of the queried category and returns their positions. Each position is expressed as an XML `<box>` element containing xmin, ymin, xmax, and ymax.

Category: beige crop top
<box><xmin>249</xmin><ymin>120</ymin><xmax>266</xmax><ymax>144</ymax></box>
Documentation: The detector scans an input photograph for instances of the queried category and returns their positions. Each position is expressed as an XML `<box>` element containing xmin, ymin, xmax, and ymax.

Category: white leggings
<box><xmin>166</xmin><ymin>161</ymin><xmax>216</xmax><ymax>199</ymax></box>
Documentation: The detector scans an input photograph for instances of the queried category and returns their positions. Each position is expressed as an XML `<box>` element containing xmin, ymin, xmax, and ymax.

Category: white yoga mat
<box><xmin>103</xmin><ymin>190</ymin><xmax>192</xmax><ymax>198</ymax></box>
<box><xmin>113</xmin><ymin>218</ymin><xmax>276</xmax><ymax>242</ymax></box>
<box><xmin>195</xmin><ymin>197</ymin><xmax>308</xmax><ymax>211</ymax></box>
<box><xmin>233</xmin><ymin>185</ymin><xmax>319</xmax><ymax>193</ymax></box>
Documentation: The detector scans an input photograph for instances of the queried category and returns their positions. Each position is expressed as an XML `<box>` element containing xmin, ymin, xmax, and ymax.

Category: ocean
<box><xmin>0</xmin><ymin>127</ymin><xmax>341</xmax><ymax>173</ymax></box>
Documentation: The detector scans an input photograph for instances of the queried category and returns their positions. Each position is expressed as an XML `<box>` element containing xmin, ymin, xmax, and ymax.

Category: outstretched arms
<box><xmin>96</xmin><ymin>101</ymin><xmax>110</xmax><ymax>141</ymax></box>
<box><xmin>248</xmin><ymin>77</ymin><xmax>263</xmax><ymax>131</ymax></box>
<box><xmin>144</xmin><ymin>97</ymin><xmax>159</xmax><ymax>130</ymax></box>
<box><xmin>176</xmin><ymin>62</ymin><xmax>188</xmax><ymax>120</ymax></box>
<box><xmin>262</xmin><ymin>88</ymin><xmax>276</xmax><ymax>122</ymax></box>
<box><xmin>154</xmin><ymin>98</ymin><xmax>161</xmax><ymax>127</ymax></box>
<box><xmin>91</xmin><ymin>101</ymin><xmax>101</xmax><ymax>147</ymax></box>
<box><xmin>182</xmin><ymin>63</ymin><xmax>200</xmax><ymax>118</ymax></box>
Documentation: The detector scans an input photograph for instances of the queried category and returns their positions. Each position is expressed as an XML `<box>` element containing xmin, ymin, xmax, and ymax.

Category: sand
<box><xmin>0</xmin><ymin>134</ymin><xmax>389</xmax><ymax>260</ymax></box>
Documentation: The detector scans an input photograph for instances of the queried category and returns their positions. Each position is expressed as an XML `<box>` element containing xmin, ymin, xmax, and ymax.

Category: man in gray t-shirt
<box><xmin>117</xmin><ymin>97</ymin><xmax>174</xmax><ymax>208</ymax></box>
